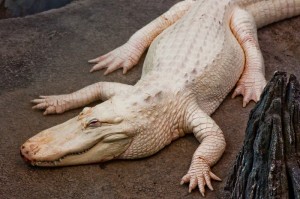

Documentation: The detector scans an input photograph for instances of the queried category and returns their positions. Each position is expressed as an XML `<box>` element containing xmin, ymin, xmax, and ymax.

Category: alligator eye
<box><xmin>87</xmin><ymin>119</ymin><xmax>102</xmax><ymax>128</ymax></box>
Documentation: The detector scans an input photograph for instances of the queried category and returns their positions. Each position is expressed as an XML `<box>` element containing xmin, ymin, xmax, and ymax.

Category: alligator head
<box><xmin>20</xmin><ymin>97</ymin><xmax>137</xmax><ymax>166</ymax></box>
<box><xmin>20</xmin><ymin>88</ymin><xmax>184</xmax><ymax>167</ymax></box>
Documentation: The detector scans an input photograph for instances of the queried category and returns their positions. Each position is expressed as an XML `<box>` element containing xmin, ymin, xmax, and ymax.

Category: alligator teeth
<box><xmin>33</xmin><ymin>145</ymin><xmax>95</xmax><ymax>165</ymax></box>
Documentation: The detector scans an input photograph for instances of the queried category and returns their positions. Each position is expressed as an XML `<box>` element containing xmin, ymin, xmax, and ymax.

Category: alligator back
<box><xmin>139</xmin><ymin>0</ymin><xmax>300</xmax><ymax>114</ymax></box>
<box><xmin>140</xmin><ymin>0</ymin><xmax>244</xmax><ymax>114</ymax></box>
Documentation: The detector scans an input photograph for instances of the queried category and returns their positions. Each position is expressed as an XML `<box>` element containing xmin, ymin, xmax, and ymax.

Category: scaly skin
<box><xmin>22</xmin><ymin>0</ymin><xmax>300</xmax><ymax>197</ymax></box>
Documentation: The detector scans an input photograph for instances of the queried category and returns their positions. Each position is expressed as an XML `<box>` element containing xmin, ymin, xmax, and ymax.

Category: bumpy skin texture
<box><xmin>24</xmin><ymin>0</ymin><xmax>300</xmax><ymax>197</ymax></box>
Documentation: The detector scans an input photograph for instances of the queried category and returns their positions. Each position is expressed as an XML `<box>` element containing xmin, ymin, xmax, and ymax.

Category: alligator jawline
<box><xmin>32</xmin><ymin>143</ymin><xmax>97</xmax><ymax>166</ymax></box>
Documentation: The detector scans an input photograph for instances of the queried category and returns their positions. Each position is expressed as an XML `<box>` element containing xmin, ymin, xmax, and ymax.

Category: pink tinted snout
<box><xmin>20</xmin><ymin>139</ymin><xmax>44</xmax><ymax>165</ymax></box>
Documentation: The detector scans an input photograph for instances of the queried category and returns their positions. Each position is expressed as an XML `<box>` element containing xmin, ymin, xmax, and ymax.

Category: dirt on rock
<box><xmin>0</xmin><ymin>0</ymin><xmax>299</xmax><ymax>198</ymax></box>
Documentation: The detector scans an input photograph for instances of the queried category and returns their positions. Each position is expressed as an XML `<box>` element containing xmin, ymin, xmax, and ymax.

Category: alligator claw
<box><xmin>31</xmin><ymin>95</ymin><xmax>68</xmax><ymax>115</ymax></box>
<box><xmin>181</xmin><ymin>158</ymin><xmax>221</xmax><ymax>197</ymax></box>
<box><xmin>232</xmin><ymin>72</ymin><xmax>266</xmax><ymax>107</ymax></box>
<box><xmin>89</xmin><ymin>43</ymin><xmax>139</xmax><ymax>75</ymax></box>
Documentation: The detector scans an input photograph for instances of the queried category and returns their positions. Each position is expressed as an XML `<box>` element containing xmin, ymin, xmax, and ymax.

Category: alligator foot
<box><xmin>31</xmin><ymin>95</ymin><xmax>71</xmax><ymax>115</ymax></box>
<box><xmin>232</xmin><ymin>71</ymin><xmax>266</xmax><ymax>107</ymax></box>
<box><xmin>88</xmin><ymin>42</ymin><xmax>141</xmax><ymax>75</ymax></box>
<box><xmin>180</xmin><ymin>157</ymin><xmax>221</xmax><ymax>197</ymax></box>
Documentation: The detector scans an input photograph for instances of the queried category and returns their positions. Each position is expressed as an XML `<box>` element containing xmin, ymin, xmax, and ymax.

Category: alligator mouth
<box><xmin>23</xmin><ymin>143</ymin><xmax>97</xmax><ymax>166</ymax></box>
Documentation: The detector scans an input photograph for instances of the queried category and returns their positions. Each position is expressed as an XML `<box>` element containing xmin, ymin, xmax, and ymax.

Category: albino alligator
<box><xmin>20</xmin><ymin>0</ymin><xmax>300</xmax><ymax>196</ymax></box>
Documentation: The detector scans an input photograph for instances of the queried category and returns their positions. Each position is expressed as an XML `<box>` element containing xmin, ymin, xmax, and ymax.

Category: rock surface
<box><xmin>0</xmin><ymin>0</ymin><xmax>299</xmax><ymax>198</ymax></box>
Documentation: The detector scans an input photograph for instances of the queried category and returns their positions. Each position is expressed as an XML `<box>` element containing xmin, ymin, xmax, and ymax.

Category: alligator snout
<box><xmin>20</xmin><ymin>149</ymin><xmax>31</xmax><ymax>164</ymax></box>
<box><xmin>20</xmin><ymin>144</ymin><xmax>34</xmax><ymax>164</ymax></box>
<box><xmin>20</xmin><ymin>141</ymin><xmax>43</xmax><ymax>164</ymax></box>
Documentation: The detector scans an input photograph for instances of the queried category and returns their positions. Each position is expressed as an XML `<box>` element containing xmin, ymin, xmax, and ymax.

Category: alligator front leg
<box><xmin>88</xmin><ymin>0</ymin><xmax>196</xmax><ymax>75</ymax></box>
<box><xmin>181</xmin><ymin>102</ymin><xmax>226</xmax><ymax>196</ymax></box>
<box><xmin>31</xmin><ymin>82</ymin><xmax>132</xmax><ymax>115</ymax></box>
<box><xmin>230</xmin><ymin>8</ymin><xmax>267</xmax><ymax>107</ymax></box>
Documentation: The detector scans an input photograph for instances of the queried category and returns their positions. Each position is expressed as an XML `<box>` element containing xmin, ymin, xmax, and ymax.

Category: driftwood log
<box><xmin>225</xmin><ymin>72</ymin><xmax>300</xmax><ymax>198</ymax></box>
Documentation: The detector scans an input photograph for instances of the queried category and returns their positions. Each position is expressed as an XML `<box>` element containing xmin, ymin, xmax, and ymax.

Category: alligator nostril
<box><xmin>20</xmin><ymin>146</ymin><xmax>33</xmax><ymax>165</ymax></box>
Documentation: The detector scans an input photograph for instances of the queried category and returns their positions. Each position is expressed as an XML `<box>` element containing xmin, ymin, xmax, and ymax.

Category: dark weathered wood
<box><xmin>225</xmin><ymin>72</ymin><xmax>300</xmax><ymax>199</ymax></box>
<box><xmin>284</xmin><ymin>74</ymin><xmax>300</xmax><ymax>199</ymax></box>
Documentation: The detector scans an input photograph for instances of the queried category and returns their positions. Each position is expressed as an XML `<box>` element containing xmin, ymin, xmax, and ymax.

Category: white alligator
<box><xmin>20</xmin><ymin>0</ymin><xmax>300</xmax><ymax>196</ymax></box>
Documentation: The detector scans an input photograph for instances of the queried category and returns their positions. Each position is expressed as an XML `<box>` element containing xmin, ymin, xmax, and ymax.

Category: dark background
<box><xmin>0</xmin><ymin>0</ymin><xmax>299</xmax><ymax>198</ymax></box>
<box><xmin>0</xmin><ymin>0</ymin><xmax>72</xmax><ymax>19</ymax></box>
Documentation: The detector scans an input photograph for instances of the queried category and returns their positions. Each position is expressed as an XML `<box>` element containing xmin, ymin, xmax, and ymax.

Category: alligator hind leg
<box><xmin>31</xmin><ymin>82</ymin><xmax>132</xmax><ymax>115</ymax></box>
<box><xmin>88</xmin><ymin>0</ymin><xmax>196</xmax><ymax>75</ymax></box>
<box><xmin>230</xmin><ymin>8</ymin><xmax>267</xmax><ymax>107</ymax></box>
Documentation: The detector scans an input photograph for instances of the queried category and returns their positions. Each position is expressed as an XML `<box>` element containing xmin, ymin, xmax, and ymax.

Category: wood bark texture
<box><xmin>225</xmin><ymin>71</ymin><xmax>300</xmax><ymax>199</ymax></box>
